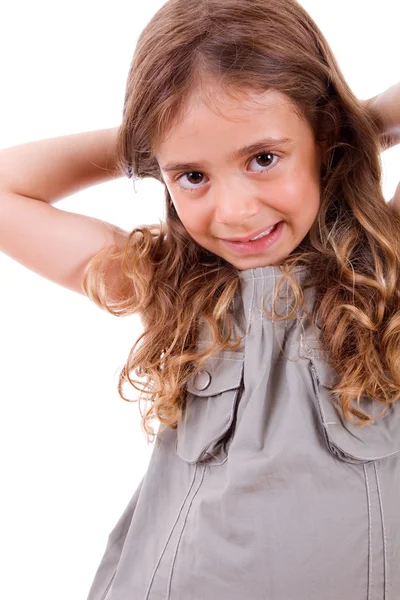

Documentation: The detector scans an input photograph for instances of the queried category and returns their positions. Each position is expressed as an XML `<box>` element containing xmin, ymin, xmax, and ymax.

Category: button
<box><xmin>193</xmin><ymin>370</ymin><xmax>211</xmax><ymax>391</ymax></box>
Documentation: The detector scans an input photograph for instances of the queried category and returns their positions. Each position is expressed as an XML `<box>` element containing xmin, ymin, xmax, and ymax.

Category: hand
<box><xmin>361</xmin><ymin>84</ymin><xmax>400</xmax><ymax>152</ymax></box>
<box><xmin>360</xmin><ymin>97</ymin><xmax>395</xmax><ymax>151</ymax></box>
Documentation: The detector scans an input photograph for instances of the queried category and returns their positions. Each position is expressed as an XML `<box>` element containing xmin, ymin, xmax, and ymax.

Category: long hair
<box><xmin>82</xmin><ymin>0</ymin><xmax>400</xmax><ymax>442</ymax></box>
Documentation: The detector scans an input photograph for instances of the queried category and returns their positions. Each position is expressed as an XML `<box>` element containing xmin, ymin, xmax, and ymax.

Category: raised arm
<box><xmin>366</xmin><ymin>81</ymin><xmax>400</xmax><ymax>152</ymax></box>
<box><xmin>364</xmin><ymin>81</ymin><xmax>400</xmax><ymax>212</ymax></box>
<box><xmin>0</xmin><ymin>128</ymin><xmax>132</xmax><ymax>299</ymax></box>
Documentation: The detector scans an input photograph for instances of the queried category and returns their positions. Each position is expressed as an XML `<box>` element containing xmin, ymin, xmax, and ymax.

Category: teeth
<box><xmin>250</xmin><ymin>223</ymin><xmax>277</xmax><ymax>241</ymax></box>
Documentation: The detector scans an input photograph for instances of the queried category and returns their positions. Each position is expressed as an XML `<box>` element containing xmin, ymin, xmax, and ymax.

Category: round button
<box><xmin>193</xmin><ymin>370</ymin><xmax>211</xmax><ymax>391</ymax></box>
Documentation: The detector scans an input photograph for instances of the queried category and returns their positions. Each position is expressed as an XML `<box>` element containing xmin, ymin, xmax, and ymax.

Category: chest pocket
<box><xmin>303</xmin><ymin>340</ymin><xmax>400</xmax><ymax>464</ymax></box>
<box><xmin>176</xmin><ymin>351</ymin><xmax>244</xmax><ymax>465</ymax></box>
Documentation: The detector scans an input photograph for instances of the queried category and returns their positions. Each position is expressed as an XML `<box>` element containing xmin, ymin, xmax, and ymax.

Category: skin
<box><xmin>155</xmin><ymin>86</ymin><xmax>325</xmax><ymax>270</ymax></box>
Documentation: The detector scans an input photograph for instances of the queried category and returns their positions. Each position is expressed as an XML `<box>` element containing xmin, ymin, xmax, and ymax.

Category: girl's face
<box><xmin>155</xmin><ymin>86</ymin><xmax>324</xmax><ymax>270</ymax></box>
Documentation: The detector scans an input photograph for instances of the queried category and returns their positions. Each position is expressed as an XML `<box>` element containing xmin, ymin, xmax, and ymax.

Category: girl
<box><xmin>1</xmin><ymin>0</ymin><xmax>400</xmax><ymax>598</ymax></box>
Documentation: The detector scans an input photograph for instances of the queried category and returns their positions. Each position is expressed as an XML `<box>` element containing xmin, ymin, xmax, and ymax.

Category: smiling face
<box><xmin>155</xmin><ymin>86</ymin><xmax>324</xmax><ymax>270</ymax></box>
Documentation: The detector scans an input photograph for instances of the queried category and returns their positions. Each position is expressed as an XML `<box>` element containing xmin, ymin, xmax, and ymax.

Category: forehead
<box><xmin>190</xmin><ymin>85</ymin><xmax>300</xmax><ymax>121</ymax></box>
<box><xmin>155</xmin><ymin>87</ymin><xmax>307</xmax><ymax>162</ymax></box>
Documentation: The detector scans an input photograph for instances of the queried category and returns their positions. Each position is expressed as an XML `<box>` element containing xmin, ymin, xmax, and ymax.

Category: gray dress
<box><xmin>87</xmin><ymin>265</ymin><xmax>400</xmax><ymax>600</ymax></box>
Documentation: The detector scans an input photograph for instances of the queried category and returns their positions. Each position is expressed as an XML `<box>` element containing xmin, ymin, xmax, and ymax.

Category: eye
<box><xmin>174</xmin><ymin>150</ymin><xmax>281</xmax><ymax>193</ymax></box>
<box><xmin>248</xmin><ymin>151</ymin><xmax>280</xmax><ymax>172</ymax></box>
<box><xmin>176</xmin><ymin>171</ymin><xmax>207</xmax><ymax>193</ymax></box>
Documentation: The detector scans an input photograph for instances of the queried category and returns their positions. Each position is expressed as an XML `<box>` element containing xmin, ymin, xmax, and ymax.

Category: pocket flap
<box><xmin>309</xmin><ymin>355</ymin><xmax>400</xmax><ymax>464</ymax></box>
<box><xmin>185</xmin><ymin>351</ymin><xmax>245</xmax><ymax>397</ymax></box>
<box><xmin>176</xmin><ymin>351</ymin><xmax>244</xmax><ymax>464</ymax></box>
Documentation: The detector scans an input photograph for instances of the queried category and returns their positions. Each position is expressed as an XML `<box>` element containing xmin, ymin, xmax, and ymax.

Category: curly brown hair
<box><xmin>82</xmin><ymin>0</ymin><xmax>400</xmax><ymax>442</ymax></box>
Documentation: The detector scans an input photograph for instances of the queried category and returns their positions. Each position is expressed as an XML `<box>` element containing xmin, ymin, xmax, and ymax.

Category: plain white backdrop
<box><xmin>0</xmin><ymin>1</ymin><xmax>399</xmax><ymax>598</ymax></box>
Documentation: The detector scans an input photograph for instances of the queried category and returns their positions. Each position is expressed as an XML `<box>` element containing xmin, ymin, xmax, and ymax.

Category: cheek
<box><xmin>173</xmin><ymin>200</ymin><xmax>211</xmax><ymax>236</ymax></box>
<box><xmin>277</xmin><ymin>173</ymin><xmax>321</xmax><ymax>216</ymax></box>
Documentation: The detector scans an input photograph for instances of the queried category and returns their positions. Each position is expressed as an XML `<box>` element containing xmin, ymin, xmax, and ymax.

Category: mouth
<box><xmin>222</xmin><ymin>222</ymin><xmax>281</xmax><ymax>243</ymax></box>
<box><xmin>219</xmin><ymin>221</ymin><xmax>284</xmax><ymax>255</ymax></box>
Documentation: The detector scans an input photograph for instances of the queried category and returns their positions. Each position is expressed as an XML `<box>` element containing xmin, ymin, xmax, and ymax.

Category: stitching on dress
<box><xmin>364</xmin><ymin>464</ymin><xmax>372</xmax><ymax>600</ymax></box>
<box><xmin>144</xmin><ymin>466</ymin><xmax>199</xmax><ymax>600</ymax></box>
<box><xmin>201</xmin><ymin>356</ymin><xmax>244</xmax><ymax>362</ymax></box>
<box><xmin>272</xmin><ymin>269</ymin><xmax>276</xmax><ymax>323</ymax></box>
<box><xmin>166</xmin><ymin>465</ymin><xmax>207</xmax><ymax>599</ymax></box>
<box><xmin>260</xmin><ymin>269</ymin><xmax>264</xmax><ymax>319</ymax></box>
<box><xmin>374</xmin><ymin>462</ymin><xmax>388</xmax><ymax>600</ymax></box>
<box><xmin>249</xmin><ymin>275</ymin><xmax>284</xmax><ymax>279</ymax></box>
<box><xmin>247</xmin><ymin>271</ymin><xmax>255</xmax><ymax>336</ymax></box>
<box><xmin>309</xmin><ymin>363</ymin><xmax>330</xmax><ymax>428</ymax></box>
<box><xmin>177</xmin><ymin>386</ymin><xmax>241</xmax><ymax>464</ymax></box>
<box><xmin>311</xmin><ymin>362</ymin><xmax>400</xmax><ymax>461</ymax></box>
<box><xmin>285</xmin><ymin>276</ymin><xmax>289</xmax><ymax>336</ymax></box>
<box><xmin>99</xmin><ymin>571</ymin><xmax>116</xmax><ymax>600</ymax></box>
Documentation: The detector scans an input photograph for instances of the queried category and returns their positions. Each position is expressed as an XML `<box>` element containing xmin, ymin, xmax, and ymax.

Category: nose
<box><xmin>213</xmin><ymin>178</ymin><xmax>260</xmax><ymax>225</ymax></box>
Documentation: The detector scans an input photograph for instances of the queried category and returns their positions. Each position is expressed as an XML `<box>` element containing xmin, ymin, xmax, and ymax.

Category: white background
<box><xmin>0</xmin><ymin>1</ymin><xmax>399</xmax><ymax>597</ymax></box>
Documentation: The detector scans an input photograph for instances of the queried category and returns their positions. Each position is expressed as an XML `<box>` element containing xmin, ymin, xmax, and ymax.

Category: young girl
<box><xmin>2</xmin><ymin>0</ymin><xmax>400</xmax><ymax>598</ymax></box>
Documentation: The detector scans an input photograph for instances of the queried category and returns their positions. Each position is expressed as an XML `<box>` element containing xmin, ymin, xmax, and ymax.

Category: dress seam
<box><xmin>166</xmin><ymin>466</ymin><xmax>207</xmax><ymax>599</ymax></box>
<box><xmin>374</xmin><ymin>462</ymin><xmax>388</xmax><ymax>600</ymax></box>
<box><xmin>144</xmin><ymin>466</ymin><xmax>199</xmax><ymax>600</ymax></box>
<box><xmin>364</xmin><ymin>464</ymin><xmax>372</xmax><ymax>600</ymax></box>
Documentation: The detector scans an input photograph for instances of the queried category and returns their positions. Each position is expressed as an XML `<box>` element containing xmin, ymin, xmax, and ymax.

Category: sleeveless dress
<box><xmin>87</xmin><ymin>265</ymin><xmax>400</xmax><ymax>600</ymax></box>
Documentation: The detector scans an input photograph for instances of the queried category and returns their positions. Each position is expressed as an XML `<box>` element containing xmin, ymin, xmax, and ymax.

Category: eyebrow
<box><xmin>160</xmin><ymin>136</ymin><xmax>293</xmax><ymax>174</ymax></box>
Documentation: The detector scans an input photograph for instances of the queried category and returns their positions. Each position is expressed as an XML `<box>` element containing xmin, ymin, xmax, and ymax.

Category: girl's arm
<box><xmin>364</xmin><ymin>81</ymin><xmax>400</xmax><ymax>152</ymax></box>
<box><xmin>363</xmin><ymin>82</ymin><xmax>400</xmax><ymax>212</ymax></box>
<box><xmin>0</xmin><ymin>128</ymin><xmax>132</xmax><ymax>300</ymax></box>
<box><xmin>0</xmin><ymin>127</ymin><xmax>123</xmax><ymax>204</ymax></box>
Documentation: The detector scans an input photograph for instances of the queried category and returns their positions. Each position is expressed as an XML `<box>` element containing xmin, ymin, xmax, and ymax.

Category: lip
<box><xmin>220</xmin><ymin>220</ymin><xmax>284</xmax><ymax>255</ymax></box>
<box><xmin>220</xmin><ymin>222</ymin><xmax>280</xmax><ymax>242</ymax></box>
